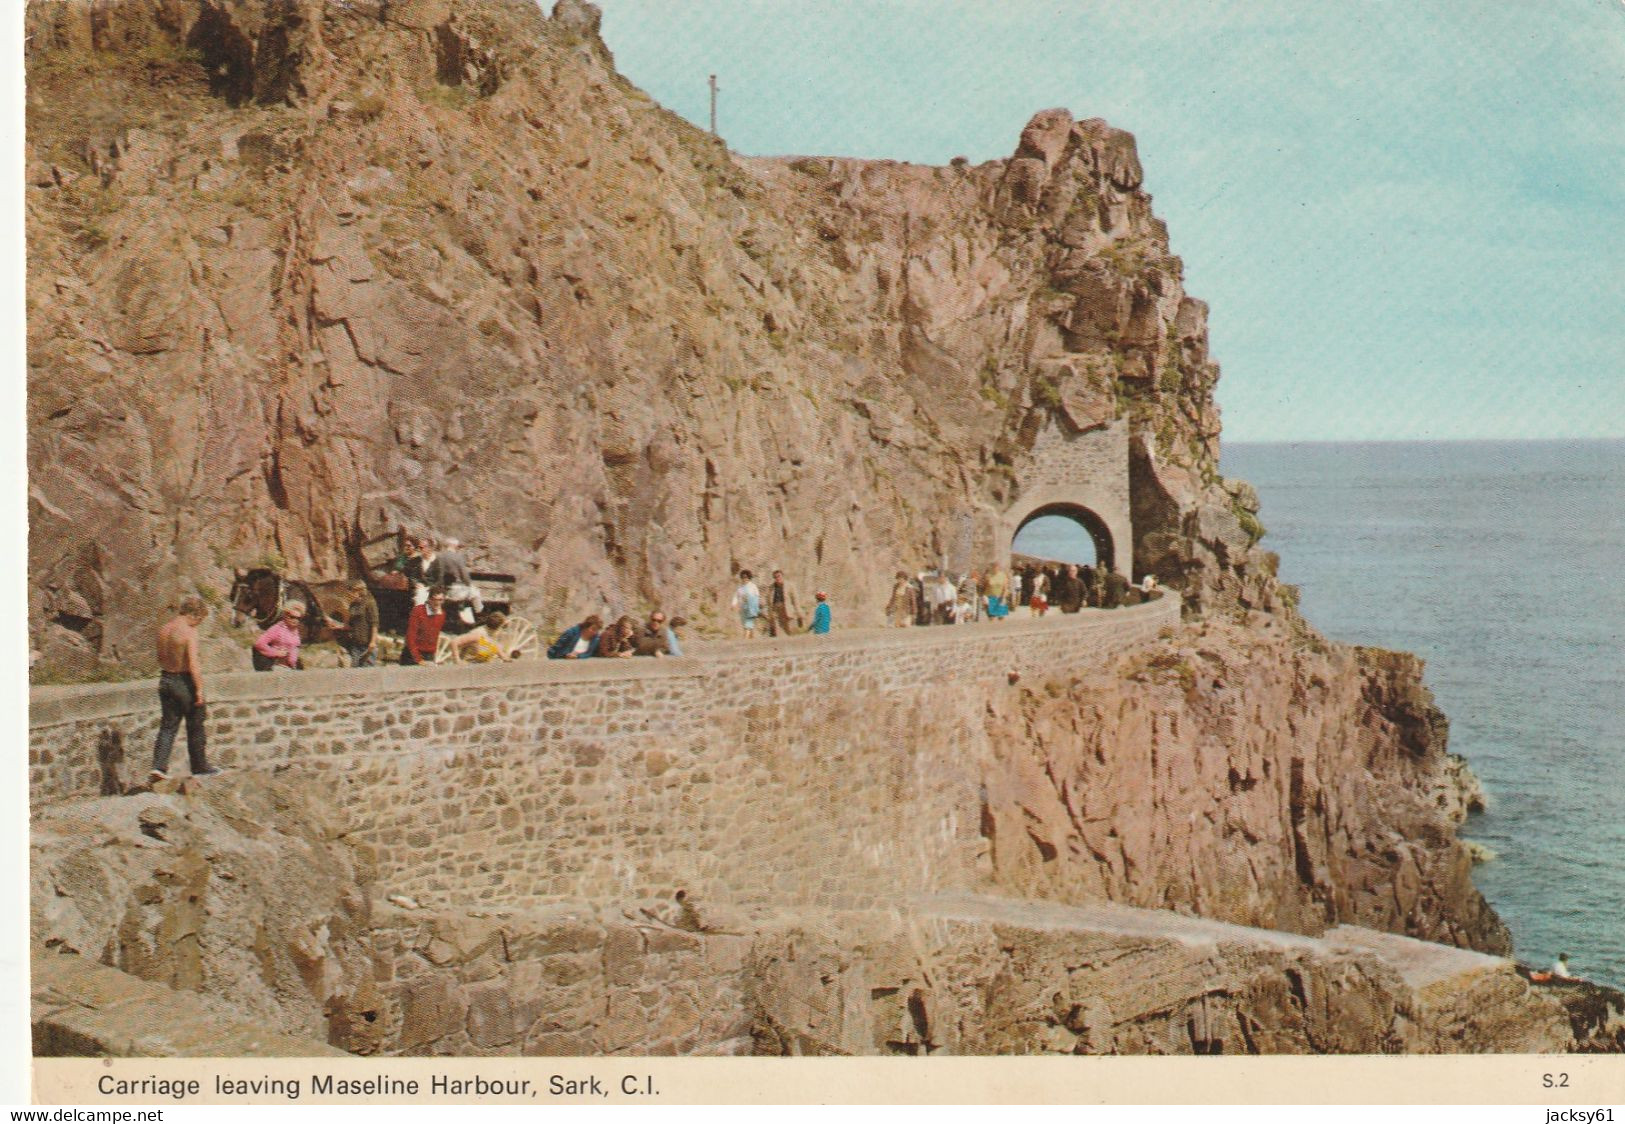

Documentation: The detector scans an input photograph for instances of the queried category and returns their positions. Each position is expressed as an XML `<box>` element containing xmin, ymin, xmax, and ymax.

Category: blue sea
<box><xmin>1223</xmin><ymin>440</ymin><xmax>1625</xmax><ymax>989</ymax></box>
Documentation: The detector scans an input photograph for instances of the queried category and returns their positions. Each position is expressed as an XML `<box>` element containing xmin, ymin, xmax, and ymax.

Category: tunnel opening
<box><xmin>1010</xmin><ymin>502</ymin><xmax>1114</xmax><ymax>573</ymax></box>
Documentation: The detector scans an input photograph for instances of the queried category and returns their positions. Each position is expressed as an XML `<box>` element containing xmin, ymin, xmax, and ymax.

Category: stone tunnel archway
<box><xmin>999</xmin><ymin>419</ymin><xmax>1134</xmax><ymax>578</ymax></box>
<box><xmin>1010</xmin><ymin>501</ymin><xmax>1114</xmax><ymax>571</ymax></box>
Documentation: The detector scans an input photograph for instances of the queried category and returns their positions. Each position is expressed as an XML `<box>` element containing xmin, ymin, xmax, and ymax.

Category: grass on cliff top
<box><xmin>25</xmin><ymin>43</ymin><xmax>238</xmax><ymax>183</ymax></box>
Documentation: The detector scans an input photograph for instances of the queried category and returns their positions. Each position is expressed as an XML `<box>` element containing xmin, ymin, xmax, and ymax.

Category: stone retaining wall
<box><xmin>30</xmin><ymin>596</ymin><xmax>1179</xmax><ymax>911</ymax></box>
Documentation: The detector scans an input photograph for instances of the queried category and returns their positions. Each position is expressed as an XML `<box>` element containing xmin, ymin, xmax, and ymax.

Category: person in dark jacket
<box><xmin>548</xmin><ymin>615</ymin><xmax>603</xmax><ymax>660</ymax></box>
<box><xmin>328</xmin><ymin>580</ymin><xmax>379</xmax><ymax>667</ymax></box>
<box><xmin>1056</xmin><ymin>564</ymin><xmax>1085</xmax><ymax>613</ymax></box>
<box><xmin>595</xmin><ymin>615</ymin><xmax>638</xmax><ymax>658</ymax></box>
<box><xmin>1104</xmin><ymin>568</ymin><xmax>1132</xmax><ymax>609</ymax></box>
<box><xmin>634</xmin><ymin>611</ymin><xmax>681</xmax><ymax>657</ymax></box>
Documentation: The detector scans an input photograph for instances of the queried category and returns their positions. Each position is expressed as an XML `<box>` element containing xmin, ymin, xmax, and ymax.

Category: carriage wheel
<box><xmin>433</xmin><ymin>632</ymin><xmax>457</xmax><ymax>665</ymax></box>
<box><xmin>504</xmin><ymin>616</ymin><xmax>539</xmax><ymax>659</ymax></box>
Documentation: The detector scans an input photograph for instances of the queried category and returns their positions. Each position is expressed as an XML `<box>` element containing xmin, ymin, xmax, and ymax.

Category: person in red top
<box><xmin>402</xmin><ymin>588</ymin><xmax>446</xmax><ymax>665</ymax></box>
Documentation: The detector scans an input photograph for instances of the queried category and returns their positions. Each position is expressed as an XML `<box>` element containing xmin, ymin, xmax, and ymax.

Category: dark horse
<box><xmin>228</xmin><ymin>567</ymin><xmax>354</xmax><ymax>646</ymax></box>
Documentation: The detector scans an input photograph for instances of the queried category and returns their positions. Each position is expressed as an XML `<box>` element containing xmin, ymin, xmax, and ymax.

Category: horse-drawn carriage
<box><xmin>228</xmin><ymin>528</ymin><xmax>540</xmax><ymax>664</ymax></box>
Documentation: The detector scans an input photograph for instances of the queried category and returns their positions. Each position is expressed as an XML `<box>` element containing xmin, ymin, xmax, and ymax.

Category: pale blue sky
<box><xmin>599</xmin><ymin>0</ymin><xmax>1625</xmax><ymax>442</ymax></box>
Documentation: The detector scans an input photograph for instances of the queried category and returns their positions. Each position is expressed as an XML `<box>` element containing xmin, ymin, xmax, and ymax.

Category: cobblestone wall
<box><xmin>30</xmin><ymin>597</ymin><xmax>1178</xmax><ymax>911</ymax></box>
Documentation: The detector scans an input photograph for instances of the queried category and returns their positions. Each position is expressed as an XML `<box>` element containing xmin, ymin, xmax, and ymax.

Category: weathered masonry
<box><xmin>30</xmin><ymin>597</ymin><xmax>1177</xmax><ymax>912</ymax></box>
<box><xmin>1003</xmin><ymin>419</ymin><xmax>1132</xmax><ymax>573</ymax></box>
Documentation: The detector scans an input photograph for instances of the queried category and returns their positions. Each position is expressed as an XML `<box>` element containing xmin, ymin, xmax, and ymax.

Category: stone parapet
<box><xmin>30</xmin><ymin>596</ymin><xmax>1178</xmax><ymax>911</ymax></box>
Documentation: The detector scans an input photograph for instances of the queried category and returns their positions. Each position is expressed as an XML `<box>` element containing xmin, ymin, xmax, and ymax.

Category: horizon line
<box><xmin>1223</xmin><ymin>435</ymin><xmax>1625</xmax><ymax>447</ymax></box>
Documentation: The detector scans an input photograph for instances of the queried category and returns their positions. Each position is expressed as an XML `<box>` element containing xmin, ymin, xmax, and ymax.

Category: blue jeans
<box><xmin>343</xmin><ymin>644</ymin><xmax>377</xmax><ymax>668</ymax></box>
<box><xmin>153</xmin><ymin>672</ymin><xmax>208</xmax><ymax>774</ymax></box>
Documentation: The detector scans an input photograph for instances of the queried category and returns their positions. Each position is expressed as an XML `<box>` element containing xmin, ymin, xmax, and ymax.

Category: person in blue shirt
<box><xmin>808</xmin><ymin>591</ymin><xmax>832</xmax><ymax>634</ymax></box>
<box><xmin>547</xmin><ymin>615</ymin><xmax>603</xmax><ymax>659</ymax></box>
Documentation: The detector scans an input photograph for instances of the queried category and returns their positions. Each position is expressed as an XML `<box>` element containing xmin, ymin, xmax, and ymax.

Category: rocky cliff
<box><xmin>981</xmin><ymin>618</ymin><xmax>1507</xmax><ymax>953</ymax></box>
<box><xmin>27</xmin><ymin>0</ymin><xmax>1586</xmax><ymax>1058</ymax></box>
<box><xmin>30</xmin><ymin>753</ymin><xmax>1606</xmax><ymax>1056</ymax></box>
<box><xmin>26</xmin><ymin>0</ymin><xmax>1275</xmax><ymax>675</ymax></box>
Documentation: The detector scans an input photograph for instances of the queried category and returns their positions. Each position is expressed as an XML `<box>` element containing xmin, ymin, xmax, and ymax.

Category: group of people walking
<box><xmin>728</xmin><ymin>569</ymin><xmax>833</xmax><ymax>639</ymax></box>
<box><xmin>886</xmin><ymin>561</ymin><xmax>1157</xmax><ymax>627</ymax></box>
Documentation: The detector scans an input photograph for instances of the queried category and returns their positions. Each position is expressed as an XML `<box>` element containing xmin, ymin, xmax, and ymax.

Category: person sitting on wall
<box><xmin>402</xmin><ymin>536</ymin><xmax>433</xmax><ymax>605</ymax></box>
<box><xmin>664</xmin><ymin>615</ymin><xmax>688</xmax><ymax>657</ymax></box>
<box><xmin>252</xmin><ymin>603</ymin><xmax>305</xmax><ymax>670</ymax></box>
<box><xmin>548</xmin><ymin>615</ymin><xmax>603</xmax><ymax>660</ymax></box>
<box><xmin>401</xmin><ymin>588</ymin><xmax>447</xmax><ymax>666</ymax></box>
<box><xmin>445</xmin><ymin>610</ymin><xmax>523</xmax><ymax>663</ymax></box>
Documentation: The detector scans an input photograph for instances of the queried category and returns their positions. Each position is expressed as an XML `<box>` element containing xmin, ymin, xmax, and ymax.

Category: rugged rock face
<box><xmin>34</xmin><ymin>628</ymin><xmax>1604</xmax><ymax>1055</ymax></box>
<box><xmin>26</xmin><ymin>0</ymin><xmax>1276</xmax><ymax>676</ymax></box>
<box><xmin>980</xmin><ymin>617</ymin><xmax>1509</xmax><ymax>953</ymax></box>
<box><xmin>30</xmin><ymin>773</ymin><xmax>377</xmax><ymax>1042</ymax></box>
<box><xmin>25</xmin><ymin>774</ymin><xmax>1591</xmax><ymax>1057</ymax></box>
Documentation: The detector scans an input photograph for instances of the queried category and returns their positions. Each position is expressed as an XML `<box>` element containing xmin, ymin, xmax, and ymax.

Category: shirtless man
<box><xmin>151</xmin><ymin>595</ymin><xmax>220</xmax><ymax>782</ymax></box>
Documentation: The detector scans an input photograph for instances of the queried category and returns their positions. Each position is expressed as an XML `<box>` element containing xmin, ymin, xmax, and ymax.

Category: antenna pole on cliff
<box><xmin>709</xmin><ymin>74</ymin><xmax>718</xmax><ymax>136</ymax></box>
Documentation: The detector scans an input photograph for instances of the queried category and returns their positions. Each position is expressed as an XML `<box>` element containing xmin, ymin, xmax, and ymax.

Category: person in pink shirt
<box><xmin>252</xmin><ymin>603</ymin><xmax>305</xmax><ymax>671</ymax></box>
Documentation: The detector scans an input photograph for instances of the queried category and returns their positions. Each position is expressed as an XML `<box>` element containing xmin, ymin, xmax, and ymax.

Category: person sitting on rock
<box><xmin>401</xmin><ymin>588</ymin><xmax>446</xmax><ymax>666</ymax></box>
<box><xmin>446</xmin><ymin>610</ymin><xmax>520</xmax><ymax>663</ymax></box>
<box><xmin>548</xmin><ymin>615</ymin><xmax>602</xmax><ymax>660</ymax></box>
<box><xmin>252</xmin><ymin>603</ymin><xmax>305</xmax><ymax>670</ymax></box>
